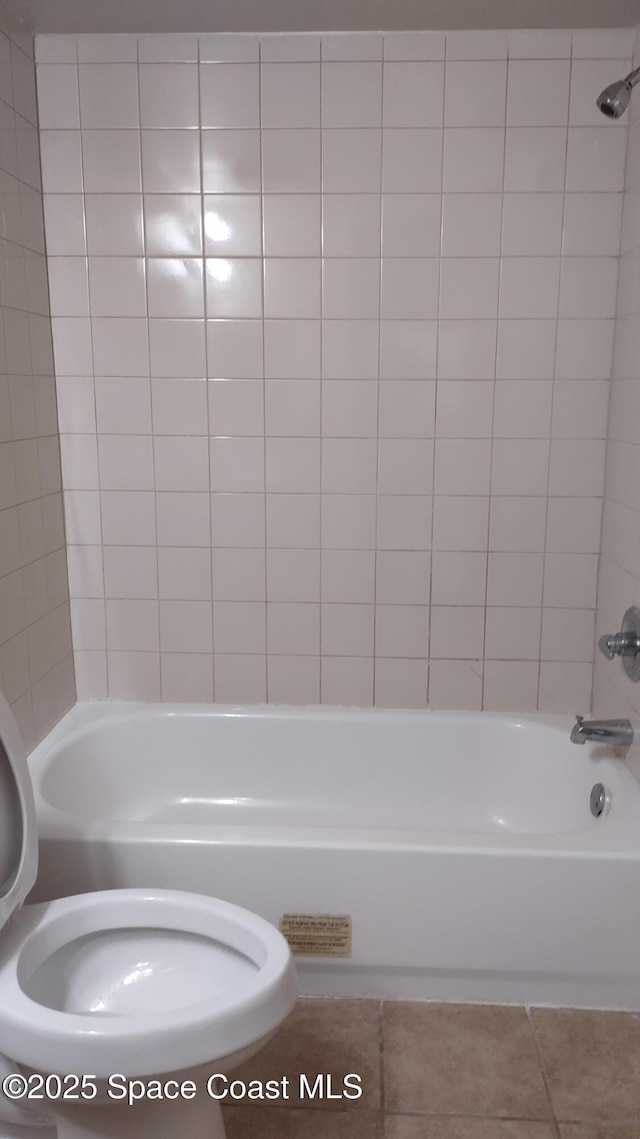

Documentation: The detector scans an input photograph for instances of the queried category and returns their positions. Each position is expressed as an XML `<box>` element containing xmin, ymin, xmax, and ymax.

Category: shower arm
<box><xmin>624</xmin><ymin>66</ymin><xmax>640</xmax><ymax>92</ymax></box>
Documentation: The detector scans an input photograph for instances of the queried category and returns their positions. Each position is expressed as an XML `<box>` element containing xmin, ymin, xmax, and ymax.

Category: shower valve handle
<box><xmin>598</xmin><ymin>631</ymin><xmax>640</xmax><ymax>660</ymax></box>
<box><xmin>598</xmin><ymin>606</ymin><xmax>640</xmax><ymax>681</ymax></box>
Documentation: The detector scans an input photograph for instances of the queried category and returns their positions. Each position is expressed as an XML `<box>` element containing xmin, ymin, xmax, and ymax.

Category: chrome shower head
<box><xmin>597</xmin><ymin>77</ymin><xmax>632</xmax><ymax>118</ymax></box>
<box><xmin>597</xmin><ymin>66</ymin><xmax>640</xmax><ymax>119</ymax></box>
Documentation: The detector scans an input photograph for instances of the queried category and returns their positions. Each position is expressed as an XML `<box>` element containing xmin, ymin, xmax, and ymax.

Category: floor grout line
<box><xmin>526</xmin><ymin>1005</ymin><xmax>563</xmax><ymax>1139</ymax></box>
<box><xmin>378</xmin><ymin>998</ymin><xmax>386</xmax><ymax>1136</ymax></box>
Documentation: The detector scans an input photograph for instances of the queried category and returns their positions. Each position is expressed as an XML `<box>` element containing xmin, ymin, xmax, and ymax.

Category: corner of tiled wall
<box><xmin>35</xmin><ymin>25</ymin><xmax>633</xmax><ymax>714</ymax></box>
<box><xmin>0</xmin><ymin>23</ymin><xmax>75</xmax><ymax>751</ymax></box>
<box><xmin>593</xmin><ymin>20</ymin><xmax>640</xmax><ymax>779</ymax></box>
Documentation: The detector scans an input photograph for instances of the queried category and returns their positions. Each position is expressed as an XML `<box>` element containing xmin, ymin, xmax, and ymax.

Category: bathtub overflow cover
<box><xmin>590</xmin><ymin>783</ymin><xmax>608</xmax><ymax>818</ymax></box>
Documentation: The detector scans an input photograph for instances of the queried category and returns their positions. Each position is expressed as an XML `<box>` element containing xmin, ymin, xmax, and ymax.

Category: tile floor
<box><xmin>222</xmin><ymin>999</ymin><xmax>640</xmax><ymax>1138</ymax></box>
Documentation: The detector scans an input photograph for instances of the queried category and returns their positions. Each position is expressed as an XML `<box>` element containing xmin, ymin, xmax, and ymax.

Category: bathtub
<box><xmin>26</xmin><ymin>702</ymin><xmax>640</xmax><ymax>1010</ymax></box>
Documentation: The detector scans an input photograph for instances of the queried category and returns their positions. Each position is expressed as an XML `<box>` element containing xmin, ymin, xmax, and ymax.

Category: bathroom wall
<box><xmin>592</xmin><ymin>26</ymin><xmax>640</xmax><ymax>770</ymax></box>
<box><xmin>36</xmin><ymin>28</ymin><xmax>630</xmax><ymax>711</ymax></box>
<box><xmin>0</xmin><ymin>22</ymin><xmax>74</xmax><ymax>750</ymax></box>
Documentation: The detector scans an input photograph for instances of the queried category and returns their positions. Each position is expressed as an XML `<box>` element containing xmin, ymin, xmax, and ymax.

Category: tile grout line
<box><xmin>536</xmin><ymin>49</ymin><xmax>573</xmax><ymax>715</ymax></box>
<box><xmin>370</xmin><ymin>44</ymin><xmax>384</xmax><ymax>709</ymax></box>
<box><xmin>136</xmin><ymin>36</ymin><xmax>162</xmax><ymax>703</ymax></box>
<box><xmin>480</xmin><ymin>45</ymin><xmax>509</xmax><ymax>712</ymax></box>
<box><xmin>72</xmin><ymin>35</ymin><xmax>109</xmax><ymax>701</ymax></box>
<box><xmin>318</xmin><ymin>40</ymin><xmax>324</xmax><ymax>705</ymax></box>
<box><xmin>426</xmin><ymin>35</ymin><xmax>447</xmax><ymax>710</ymax></box>
<box><xmin>378</xmin><ymin>998</ymin><xmax>385</xmax><ymax>1134</ymax></box>
<box><xmin>257</xmin><ymin>40</ymin><xmax>268</xmax><ymax>703</ymax></box>
<box><xmin>382</xmin><ymin>1108</ymin><xmax>561</xmax><ymax>1120</ymax></box>
<box><xmin>525</xmin><ymin>1005</ymin><xmax>563</xmax><ymax>1139</ymax></box>
<box><xmin>198</xmin><ymin>37</ymin><xmax>216</xmax><ymax>704</ymax></box>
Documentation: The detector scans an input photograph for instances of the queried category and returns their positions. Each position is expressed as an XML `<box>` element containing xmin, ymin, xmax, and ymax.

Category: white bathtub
<box><xmin>27</xmin><ymin>702</ymin><xmax>640</xmax><ymax>1009</ymax></box>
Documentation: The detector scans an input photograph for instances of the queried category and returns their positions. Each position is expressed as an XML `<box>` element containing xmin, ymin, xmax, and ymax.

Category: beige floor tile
<box><xmin>531</xmin><ymin>1009</ymin><xmax>640</xmax><ymax>1122</ymax></box>
<box><xmin>226</xmin><ymin>998</ymin><xmax>381</xmax><ymax>1110</ymax></box>
<box><xmin>383</xmin><ymin>1003</ymin><xmax>552</xmax><ymax>1118</ymax></box>
<box><xmin>223</xmin><ymin>1105</ymin><xmax>382</xmax><ymax>1137</ymax></box>
<box><xmin>560</xmin><ymin>1129</ymin><xmax>640</xmax><ymax>1139</ymax></box>
<box><xmin>386</xmin><ymin>1120</ymin><xmax>556</xmax><ymax>1139</ymax></box>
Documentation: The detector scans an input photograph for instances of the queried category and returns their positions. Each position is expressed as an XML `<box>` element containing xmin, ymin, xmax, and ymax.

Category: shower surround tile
<box><xmin>36</xmin><ymin>27</ymin><xmax>631</xmax><ymax>711</ymax></box>
<box><xmin>0</xmin><ymin>25</ymin><xmax>74</xmax><ymax>749</ymax></box>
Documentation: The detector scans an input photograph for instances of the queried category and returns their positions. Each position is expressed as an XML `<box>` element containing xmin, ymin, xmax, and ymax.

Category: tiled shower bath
<box><xmin>35</xmin><ymin>28</ymin><xmax>630</xmax><ymax>716</ymax></box>
<box><xmin>3</xmin><ymin>20</ymin><xmax>640</xmax><ymax>1139</ymax></box>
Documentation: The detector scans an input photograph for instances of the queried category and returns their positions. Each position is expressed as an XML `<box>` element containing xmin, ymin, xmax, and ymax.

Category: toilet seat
<box><xmin>0</xmin><ymin>887</ymin><xmax>296</xmax><ymax>1077</ymax></box>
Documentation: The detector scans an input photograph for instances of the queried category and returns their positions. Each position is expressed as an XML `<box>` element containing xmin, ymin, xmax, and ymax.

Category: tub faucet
<box><xmin>570</xmin><ymin>714</ymin><xmax>634</xmax><ymax>747</ymax></box>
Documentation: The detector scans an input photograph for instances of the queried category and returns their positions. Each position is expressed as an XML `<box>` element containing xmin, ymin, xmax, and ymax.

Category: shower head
<box><xmin>597</xmin><ymin>66</ymin><xmax>640</xmax><ymax>119</ymax></box>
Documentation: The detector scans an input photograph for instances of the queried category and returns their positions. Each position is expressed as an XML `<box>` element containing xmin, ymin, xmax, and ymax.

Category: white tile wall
<box><xmin>0</xmin><ymin>27</ymin><xmax>75</xmax><ymax>749</ymax></box>
<box><xmin>36</xmin><ymin>28</ymin><xmax>632</xmax><ymax>711</ymax></box>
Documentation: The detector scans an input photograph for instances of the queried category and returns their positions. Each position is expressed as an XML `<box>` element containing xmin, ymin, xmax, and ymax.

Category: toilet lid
<box><xmin>0</xmin><ymin>691</ymin><xmax>38</xmax><ymax>931</ymax></box>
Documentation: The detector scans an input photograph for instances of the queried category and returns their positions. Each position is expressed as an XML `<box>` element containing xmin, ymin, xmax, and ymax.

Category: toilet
<box><xmin>0</xmin><ymin>691</ymin><xmax>297</xmax><ymax>1139</ymax></box>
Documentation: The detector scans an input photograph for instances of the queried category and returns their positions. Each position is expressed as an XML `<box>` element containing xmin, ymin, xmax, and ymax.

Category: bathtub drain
<box><xmin>590</xmin><ymin>783</ymin><xmax>610</xmax><ymax>818</ymax></box>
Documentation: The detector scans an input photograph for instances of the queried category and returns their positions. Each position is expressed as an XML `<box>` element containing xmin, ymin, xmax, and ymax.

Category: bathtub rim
<box><xmin>26</xmin><ymin>700</ymin><xmax>640</xmax><ymax>857</ymax></box>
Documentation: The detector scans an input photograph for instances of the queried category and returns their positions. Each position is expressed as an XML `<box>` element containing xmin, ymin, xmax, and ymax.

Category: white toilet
<box><xmin>0</xmin><ymin>692</ymin><xmax>297</xmax><ymax>1139</ymax></box>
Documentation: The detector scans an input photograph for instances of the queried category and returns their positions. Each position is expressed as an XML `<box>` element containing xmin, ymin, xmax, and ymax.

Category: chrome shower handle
<box><xmin>598</xmin><ymin>606</ymin><xmax>640</xmax><ymax>681</ymax></box>
<box><xmin>598</xmin><ymin>631</ymin><xmax>640</xmax><ymax>660</ymax></box>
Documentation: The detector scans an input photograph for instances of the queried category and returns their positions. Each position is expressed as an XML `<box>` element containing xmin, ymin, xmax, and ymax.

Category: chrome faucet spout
<box><xmin>570</xmin><ymin>715</ymin><xmax>634</xmax><ymax>748</ymax></box>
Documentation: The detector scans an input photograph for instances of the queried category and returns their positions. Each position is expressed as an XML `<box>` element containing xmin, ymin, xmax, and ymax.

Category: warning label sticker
<box><xmin>279</xmin><ymin>913</ymin><xmax>352</xmax><ymax>958</ymax></box>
